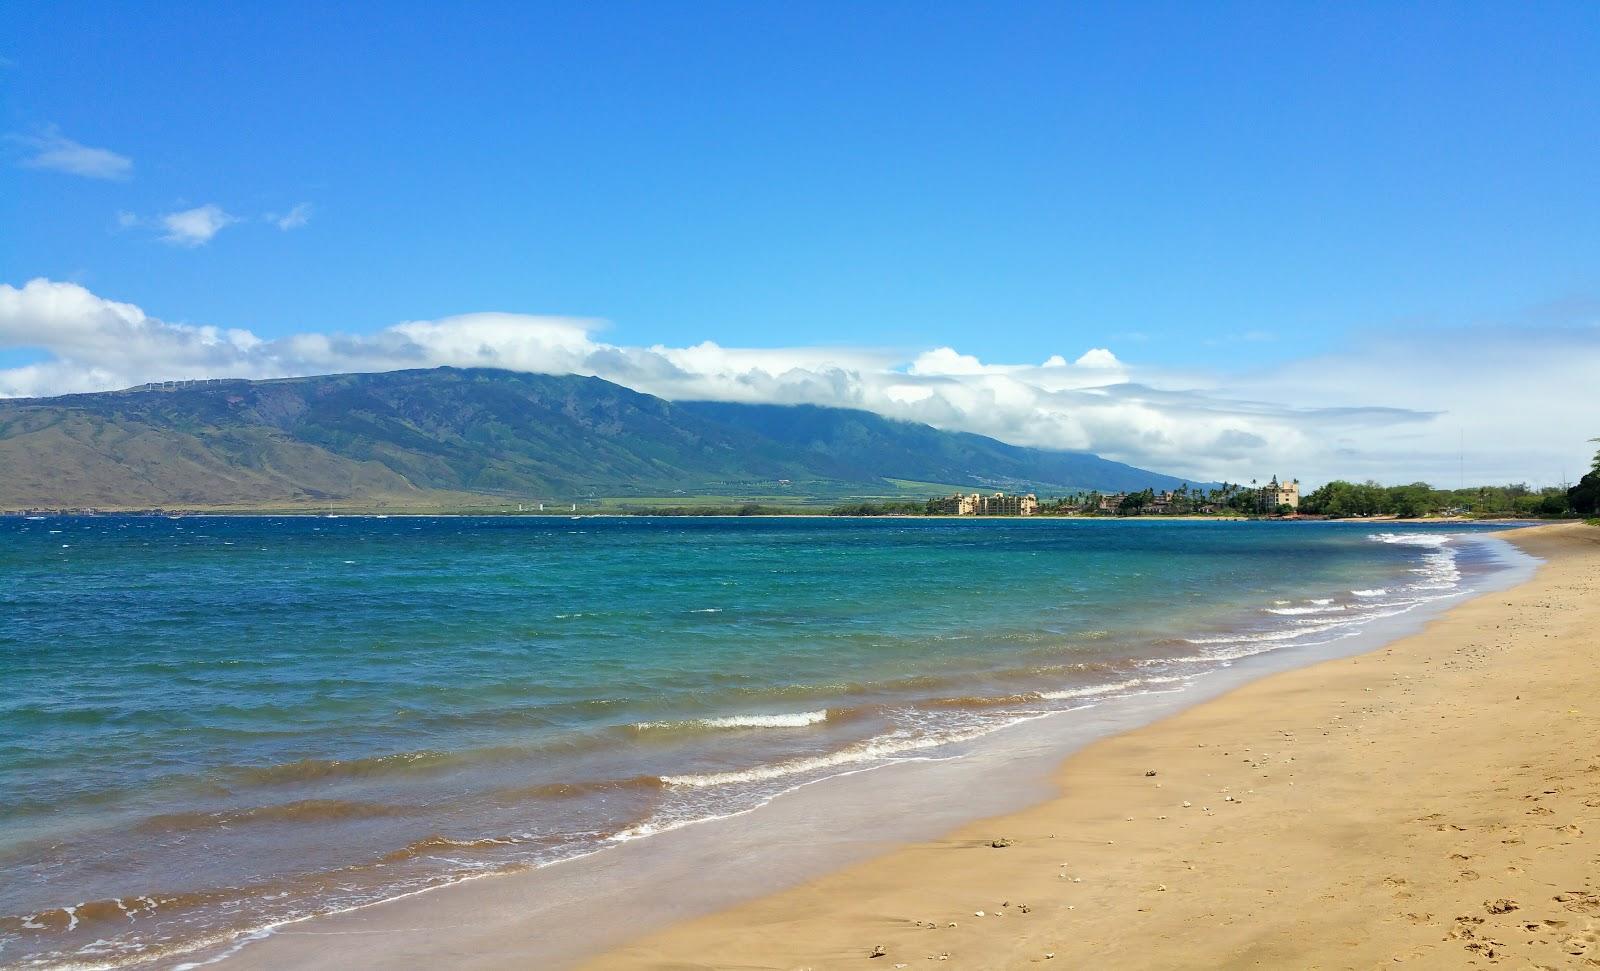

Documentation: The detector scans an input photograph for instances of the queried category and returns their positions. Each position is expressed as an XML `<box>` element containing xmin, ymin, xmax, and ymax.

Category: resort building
<box><xmin>948</xmin><ymin>491</ymin><xmax>1039</xmax><ymax>516</ymax></box>
<box><xmin>1097</xmin><ymin>493</ymin><xmax>1127</xmax><ymax>512</ymax></box>
<box><xmin>1145</xmin><ymin>491</ymin><xmax>1176</xmax><ymax>515</ymax></box>
<box><xmin>1259</xmin><ymin>476</ymin><xmax>1300</xmax><ymax>510</ymax></box>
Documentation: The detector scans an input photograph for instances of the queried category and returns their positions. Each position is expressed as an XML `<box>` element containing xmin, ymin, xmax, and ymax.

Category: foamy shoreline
<box><xmin>580</xmin><ymin>523</ymin><xmax>1597</xmax><ymax>970</ymax></box>
<box><xmin>184</xmin><ymin>528</ymin><xmax>1567</xmax><ymax>971</ymax></box>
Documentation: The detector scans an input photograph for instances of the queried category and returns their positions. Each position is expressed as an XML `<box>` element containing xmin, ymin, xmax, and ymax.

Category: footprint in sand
<box><xmin>1554</xmin><ymin>892</ymin><xmax>1600</xmax><ymax>916</ymax></box>
<box><xmin>1559</xmin><ymin>920</ymin><xmax>1597</xmax><ymax>959</ymax></box>
<box><xmin>1382</xmin><ymin>876</ymin><xmax>1412</xmax><ymax>898</ymax></box>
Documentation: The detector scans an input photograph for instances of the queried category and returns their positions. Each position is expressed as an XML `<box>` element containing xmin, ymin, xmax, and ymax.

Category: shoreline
<box><xmin>580</xmin><ymin>522</ymin><xmax>1598</xmax><ymax>969</ymax></box>
<box><xmin>187</xmin><ymin>526</ymin><xmax>1589</xmax><ymax>970</ymax></box>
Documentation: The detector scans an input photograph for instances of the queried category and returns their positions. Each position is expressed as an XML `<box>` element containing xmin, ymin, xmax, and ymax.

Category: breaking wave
<box><xmin>658</xmin><ymin>713</ymin><xmax>1060</xmax><ymax>791</ymax></box>
<box><xmin>631</xmin><ymin>710</ymin><xmax>828</xmax><ymax>731</ymax></box>
<box><xmin>1038</xmin><ymin>674</ymin><xmax>1188</xmax><ymax>700</ymax></box>
<box><xmin>1369</xmin><ymin>531</ymin><xmax>1452</xmax><ymax>548</ymax></box>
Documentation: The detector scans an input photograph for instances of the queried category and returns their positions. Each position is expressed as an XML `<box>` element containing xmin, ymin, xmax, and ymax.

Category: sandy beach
<box><xmin>581</xmin><ymin>523</ymin><xmax>1598</xmax><ymax>970</ymax></box>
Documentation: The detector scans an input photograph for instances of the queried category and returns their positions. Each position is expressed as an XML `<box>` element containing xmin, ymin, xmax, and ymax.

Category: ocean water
<box><xmin>0</xmin><ymin>516</ymin><xmax>1523</xmax><ymax>969</ymax></box>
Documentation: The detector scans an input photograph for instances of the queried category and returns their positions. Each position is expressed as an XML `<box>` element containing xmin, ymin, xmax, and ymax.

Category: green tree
<box><xmin>1569</xmin><ymin>439</ymin><xmax>1600</xmax><ymax>516</ymax></box>
<box><xmin>1386</xmin><ymin>482</ymin><xmax>1434</xmax><ymax>518</ymax></box>
<box><xmin>1118</xmin><ymin>489</ymin><xmax>1154</xmax><ymax>516</ymax></box>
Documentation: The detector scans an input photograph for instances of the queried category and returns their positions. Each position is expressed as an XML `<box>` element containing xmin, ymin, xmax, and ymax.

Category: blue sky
<box><xmin>2</xmin><ymin>2</ymin><xmax>1598</xmax><ymax>484</ymax></box>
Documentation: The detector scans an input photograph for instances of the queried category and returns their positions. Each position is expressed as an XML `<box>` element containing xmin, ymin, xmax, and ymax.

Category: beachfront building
<box><xmin>946</xmin><ymin>491</ymin><xmax>1039</xmax><ymax>516</ymax></box>
<box><xmin>1145</xmin><ymin>491</ymin><xmax>1177</xmax><ymax>515</ymax></box>
<box><xmin>984</xmin><ymin>492</ymin><xmax>1039</xmax><ymax>516</ymax></box>
<box><xmin>1097</xmin><ymin>492</ymin><xmax>1127</xmax><ymax>512</ymax></box>
<box><xmin>1259</xmin><ymin>476</ymin><xmax>1300</xmax><ymax>510</ymax></box>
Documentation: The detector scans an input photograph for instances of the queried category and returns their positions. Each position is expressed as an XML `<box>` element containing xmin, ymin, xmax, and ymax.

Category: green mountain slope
<box><xmin>676</xmin><ymin>400</ymin><xmax>1198</xmax><ymax>496</ymax></box>
<box><xmin>0</xmin><ymin>367</ymin><xmax>1202</xmax><ymax>509</ymax></box>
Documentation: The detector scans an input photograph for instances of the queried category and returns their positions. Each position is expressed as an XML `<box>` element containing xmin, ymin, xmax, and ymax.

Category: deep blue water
<box><xmin>0</xmin><ymin>515</ymin><xmax>1519</xmax><ymax>968</ymax></box>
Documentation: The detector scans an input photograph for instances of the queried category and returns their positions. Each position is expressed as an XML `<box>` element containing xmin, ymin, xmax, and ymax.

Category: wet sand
<box><xmin>583</xmin><ymin>523</ymin><xmax>1599</xmax><ymax>969</ymax></box>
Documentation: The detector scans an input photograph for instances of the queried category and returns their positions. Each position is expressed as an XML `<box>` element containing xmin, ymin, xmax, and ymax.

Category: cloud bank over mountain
<box><xmin>2</xmin><ymin>278</ymin><xmax>1593</xmax><ymax>487</ymax></box>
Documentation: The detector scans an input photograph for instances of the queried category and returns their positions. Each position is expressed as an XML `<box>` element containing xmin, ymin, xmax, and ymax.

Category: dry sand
<box><xmin>587</xmin><ymin>523</ymin><xmax>1600</xmax><ymax>970</ymax></box>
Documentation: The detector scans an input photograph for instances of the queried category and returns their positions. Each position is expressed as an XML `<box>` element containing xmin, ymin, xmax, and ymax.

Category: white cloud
<box><xmin>1074</xmin><ymin>348</ymin><xmax>1121</xmax><ymax>369</ymax></box>
<box><xmin>160</xmin><ymin>205</ymin><xmax>237</xmax><ymax>247</ymax></box>
<box><xmin>267</xmin><ymin>202</ymin><xmax>313</xmax><ymax>230</ymax></box>
<box><xmin>8</xmin><ymin>126</ymin><xmax>132</xmax><ymax>180</ymax></box>
<box><xmin>908</xmin><ymin>347</ymin><xmax>991</xmax><ymax>376</ymax></box>
<box><xmin>0</xmin><ymin>277</ymin><xmax>1594</xmax><ymax>489</ymax></box>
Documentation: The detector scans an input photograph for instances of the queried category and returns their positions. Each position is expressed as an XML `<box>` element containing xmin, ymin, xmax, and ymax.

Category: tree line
<box><xmin>1305</xmin><ymin>440</ymin><xmax>1598</xmax><ymax>519</ymax></box>
<box><xmin>825</xmin><ymin>439</ymin><xmax>1600</xmax><ymax>520</ymax></box>
<box><xmin>1300</xmin><ymin>481</ymin><xmax>1564</xmax><ymax>518</ymax></box>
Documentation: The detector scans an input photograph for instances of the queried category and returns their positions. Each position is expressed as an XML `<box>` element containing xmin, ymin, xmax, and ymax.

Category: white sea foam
<box><xmin>1174</xmin><ymin>592</ymin><xmax>1462</xmax><ymax>664</ymax></box>
<box><xmin>608</xmin><ymin>754</ymin><xmax>959</xmax><ymax>844</ymax></box>
<box><xmin>660</xmin><ymin>715</ymin><xmax>1049</xmax><ymax>789</ymax></box>
<box><xmin>1167</xmin><ymin>641</ymin><xmax>1299</xmax><ymax>664</ymax></box>
<box><xmin>1038</xmin><ymin>675</ymin><xmax>1188</xmax><ymax>700</ymax></box>
<box><xmin>1369</xmin><ymin>531</ymin><xmax>1452</xmax><ymax>548</ymax></box>
<box><xmin>1184</xmin><ymin>534</ymin><xmax>1472</xmax><ymax>655</ymax></box>
<box><xmin>1406</xmin><ymin>550</ymin><xmax>1461</xmax><ymax>591</ymax></box>
<box><xmin>633</xmin><ymin>710</ymin><xmax>828</xmax><ymax>731</ymax></box>
<box><xmin>1036</xmin><ymin>682</ymin><xmax>1133</xmax><ymax>701</ymax></box>
<box><xmin>1185</xmin><ymin>621</ymin><xmax>1346</xmax><ymax>646</ymax></box>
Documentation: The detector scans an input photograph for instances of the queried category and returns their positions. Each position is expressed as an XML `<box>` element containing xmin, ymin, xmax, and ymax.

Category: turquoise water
<box><xmin>0</xmin><ymin>516</ymin><xmax>1519</xmax><ymax>968</ymax></box>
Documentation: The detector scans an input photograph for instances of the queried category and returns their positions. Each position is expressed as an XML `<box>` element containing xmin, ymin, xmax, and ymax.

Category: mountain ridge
<box><xmin>0</xmin><ymin>367</ymin><xmax>1205</xmax><ymax>510</ymax></box>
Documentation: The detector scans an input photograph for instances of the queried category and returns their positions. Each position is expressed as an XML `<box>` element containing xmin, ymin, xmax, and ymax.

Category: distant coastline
<box><xmin>0</xmin><ymin>505</ymin><xmax>1564</xmax><ymax>524</ymax></box>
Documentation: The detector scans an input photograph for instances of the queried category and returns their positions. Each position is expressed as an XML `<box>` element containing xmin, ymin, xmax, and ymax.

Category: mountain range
<box><xmin>0</xmin><ymin>367</ymin><xmax>1203</xmax><ymax>510</ymax></box>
